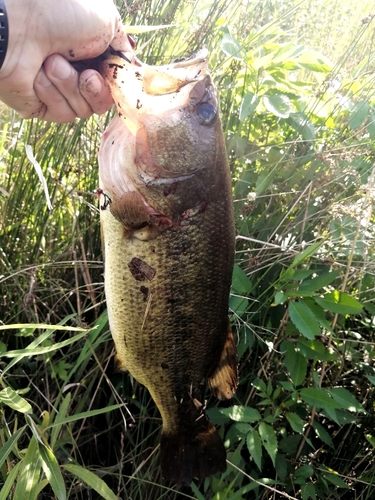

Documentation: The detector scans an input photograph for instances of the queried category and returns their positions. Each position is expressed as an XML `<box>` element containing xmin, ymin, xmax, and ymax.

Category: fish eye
<box><xmin>195</xmin><ymin>102</ymin><xmax>216</xmax><ymax>125</ymax></box>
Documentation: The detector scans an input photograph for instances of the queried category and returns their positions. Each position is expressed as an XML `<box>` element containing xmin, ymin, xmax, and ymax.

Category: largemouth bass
<box><xmin>98</xmin><ymin>47</ymin><xmax>238</xmax><ymax>485</ymax></box>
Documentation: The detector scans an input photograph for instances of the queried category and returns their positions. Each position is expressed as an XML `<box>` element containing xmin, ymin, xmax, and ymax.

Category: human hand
<box><xmin>0</xmin><ymin>0</ymin><xmax>134</xmax><ymax>122</ymax></box>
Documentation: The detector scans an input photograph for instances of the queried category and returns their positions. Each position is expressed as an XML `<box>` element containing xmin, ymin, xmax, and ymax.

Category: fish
<box><xmin>97</xmin><ymin>46</ymin><xmax>238</xmax><ymax>485</ymax></box>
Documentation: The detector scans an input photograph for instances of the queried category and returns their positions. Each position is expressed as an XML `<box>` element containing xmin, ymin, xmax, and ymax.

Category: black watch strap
<box><xmin>0</xmin><ymin>0</ymin><xmax>8</xmax><ymax>70</ymax></box>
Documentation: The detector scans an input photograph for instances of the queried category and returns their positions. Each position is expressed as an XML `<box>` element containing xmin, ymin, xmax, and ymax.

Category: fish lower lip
<box><xmin>107</xmin><ymin>47</ymin><xmax>134</xmax><ymax>64</ymax></box>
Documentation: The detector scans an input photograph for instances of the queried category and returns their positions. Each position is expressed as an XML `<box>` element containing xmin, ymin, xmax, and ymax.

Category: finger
<box><xmin>79</xmin><ymin>69</ymin><xmax>113</xmax><ymax>115</ymax></box>
<box><xmin>34</xmin><ymin>68</ymin><xmax>78</xmax><ymax>123</ymax></box>
<box><xmin>42</xmin><ymin>55</ymin><xmax>93</xmax><ymax>121</ymax></box>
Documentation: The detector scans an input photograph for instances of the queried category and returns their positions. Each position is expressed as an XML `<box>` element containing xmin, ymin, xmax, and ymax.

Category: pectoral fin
<box><xmin>208</xmin><ymin>319</ymin><xmax>238</xmax><ymax>400</ymax></box>
<box><xmin>110</xmin><ymin>190</ymin><xmax>151</xmax><ymax>228</ymax></box>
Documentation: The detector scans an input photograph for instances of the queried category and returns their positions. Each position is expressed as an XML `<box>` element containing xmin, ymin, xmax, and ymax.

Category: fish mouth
<box><xmin>106</xmin><ymin>45</ymin><xmax>209</xmax><ymax>66</ymax></box>
<box><xmin>101</xmin><ymin>46</ymin><xmax>209</xmax><ymax>96</ymax></box>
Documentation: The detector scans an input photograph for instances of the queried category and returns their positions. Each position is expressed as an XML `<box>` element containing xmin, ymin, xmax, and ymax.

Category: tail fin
<box><xmin>160</xmin><ymin>416</ymin><xmax>226</xmax><ymax>485</ymax></box>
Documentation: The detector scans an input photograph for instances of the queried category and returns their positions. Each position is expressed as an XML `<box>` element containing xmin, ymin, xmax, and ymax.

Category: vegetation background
<box><xmin>1</xmin><ymin>0</ymin><xmax>375</xmax><ymax>498</ymax></box>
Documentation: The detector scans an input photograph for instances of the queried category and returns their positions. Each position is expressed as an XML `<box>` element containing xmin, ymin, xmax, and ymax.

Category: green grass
<box><xmin>1</xmin><ymin>0</ymin><xmax>375</xmax><ymax>498</ymax></box>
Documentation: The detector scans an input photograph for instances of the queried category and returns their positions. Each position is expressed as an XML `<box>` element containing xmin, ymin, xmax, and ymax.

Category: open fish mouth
<box><xmin>102</xmin><ymin>46</ymin><xmax>210</xmax><ymax>95</ymax></box>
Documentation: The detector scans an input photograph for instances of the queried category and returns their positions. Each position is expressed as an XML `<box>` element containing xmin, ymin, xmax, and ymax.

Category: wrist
<box><xmin>0</xmin><ymin>0</ymin><xmax>38</xmax><ymax>78</ymax></box>
<box><xmin>0</xmin><ymin>0</ymin><xmax>8</xmax><ymax>70</ymax></box>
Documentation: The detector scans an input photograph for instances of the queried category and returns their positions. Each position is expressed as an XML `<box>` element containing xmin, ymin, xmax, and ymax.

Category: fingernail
<box><xmin>83</xmin><ymin>73</ymin><xmax>102</xmax><ymax>96</ymax></box>
<box><xmin>127</xmin><ymin>35</ymin><xmax>136</xmax><ymax>49</ymax></box>
<box><xmin>35</xmin><ymin>70</ymin><xmax>51</xmax><ymax>88</ymax></box>
<box><xmin>51</xmin><ymin>56</ymin><xmax>72</xmax><ymax>80</ymax></box>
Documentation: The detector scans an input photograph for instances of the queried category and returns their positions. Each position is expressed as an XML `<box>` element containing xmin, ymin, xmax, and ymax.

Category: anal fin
<box><xmin>114</xmin><ymin>352</ymin><xmax>128</xmax><ymax>373</ymax></box>
<box><xmin>209</xmin><ymin>318</ymin><xmax>238</xmax><ymax>400</ymax></box>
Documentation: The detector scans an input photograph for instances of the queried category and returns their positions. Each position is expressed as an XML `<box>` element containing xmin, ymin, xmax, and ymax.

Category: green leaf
<box><xmin>314</xmin><ymin>291</ymin><xmax>362</xmax><ymax>315</ymax></box>
<box><xmin>280</xmin><ymin>381</ymin><xmax>295</xmax><ymax>392</ymax></box>
<box><xmin>323</xmin><ymin>408</ymin><xmax>357</xmax><ymax>426</ymax></box>
<box><xmin>30</xmin><ymin>480</ymin><xmax>49</xmax><ymax>499</ymax></box>
<box><xmin>50</xmin><ymin>393</ymin><xmax>72</xmax><ymax>448</ymax></box>
<box><xmin>67</xmin><ymin>312</ymin><xmax>110</xmax><ymax>380</ymax></box>
<box><xmin>0</xmin><ymin>387</ymin><xmax>32</xmax><ymax>413</ymax></box>
<box><xmin>291</xmin><ymin>241</ymin><xmax>322</xmax><ymax>268</ymax></box>
<box><xmin>365</xmin><ymin>434</ymin><xmax>375</xmax><ymax>448</ymax></box>
<box><xmin>282</xmin><ymin>340</ymin><xmax>307</xmax><ymax>386</ymax></box>
<box><xmin>1</xmin><ymin>327</ymin><xmax>90</xmax><ymax>377</ymax></box>
<box><xmin>190</xmin><ymin>482</ymin><xmax>206</xmax><ymax>500</ymax></box>
<box><xmin>3</xmin><ymin>330</ymin><xmax>89</xmax><ymax>358</ymax></box>
<box><xmin>263</xmin><ymin>94</ymin><xmax>291</xmax><ymax>118</ymax></box>
<box><xmin>45</xmin><ymin>404</ymin><xmax>125</xmax><ymax>429</ymax></box>
<box><xmin>297</xmin><ymin>339</ymin><xmax>334</xmax><ymax>361</ymax></box>
<box><xmin>367</xmin><ymin>112</ymin><xmax>375</xmax><ymax>140</ymax></box>
<box><xmin>205</xmin><ymin>407</ymin><xmax>230</xmax><ymax>425</ymax></box>
<box><xmin>221</xmin><ymin>32</ymin><xmax>243</xmax><ymax>60</ymax></box>
<box><xmin>239</xmin><ymin>92</ymin><xmax>260</xmax><ymax>121</ymax></box>
<box><xmin>349</xmin><ymin>101</ymin><xmax>369</xmax><ymax>129</ymax></box>
<box><xmin>289</xmin><ymin>300</ymin><xmax>321</xmax><ymax>339</ymax></box>
<box><xmin>232</xmin><ymin>264</ymin><xmax>252</xmax><ymax>294</ymax></box>
<box><xmin>247</xmin><ymin>430</ymin><xmax>262</xmax><ymax>471</ymax></box>
<box><xmin>287</xmin><ymin>113</ymin><xmax>315</xmax><ymax>141</ymax></box>
<box><xmin>0</xmin><ymin>461</ymin><xmax>21</xmax><ymax>500</ymax></box>
<box><xmin>220</xmin><ymin>405</ymin><xmax>261</xmax><ymax>423</ymax></box>
<box><xmin>327</xmin><ymin>387</ymin><xmax>364</xmax><ymax>413</ymax></box>
<box><xmin>39</xmin><ymin>444</ymin><xmax>66</xmax><ymax>500</ymax></box>
<box><xmin>286</xmin><ymin>412</ymin><xmax>305</xmax><ymax>434</ymax></box>
<box><xmin>252</xmin><ymin>378</ymin><xmax>267</xmax><ymax>393</ymax></box>
<box><xmin>255</xmin><ymin>169</ymin><xmax>277</xmax><ymax>196</ymax></box>
<box><xmin>299</xmin><ymin>299</ymin><xmax>333</xmax><ymax>332</ymax></box>
<box><xmin>258</xmin><ymin>422</ymin><xmax>278</xmax><ymax>467</ymax></box>
<box><xmin>125</xmin><ymin>24</ymin><xmax>175</xmax><ymax>34</ymax></box>
<box><xmin>312</xmin><ymin>421</ymin><xmax>333</xmax><ymax>447</ymax></box>
<box><xmin>0</xmin><ymin>322</ymin><xmax>87</xmax><ymax>332</ymax></box>
<box><xmin>0</xmin><ymin>426</ymin><xmax>26</xmax><ymax>469</ymax></box>
<box><xmin>297</xmin><ymin>270</ymin><xmax>341</xmax><ymax>293</ymax></box>
<box><xmin>323</xmin><ymin>472</ymin><xmax>348</xmax><ymax>488</ymax></box>
<box><xmin>229</xmin><ymin>294</ymin><xmax>248</xmax><ymax>315</ymax></box>
<box><xmin>13</xmin><ymin>437</ymin><xmax>41</xmax><ymax>500</ymax></box>
<box><xmin>295</xmin><ymin>465</ymin><xmax>314</xmax><ymax>480</ymax></box>
<box><xmin>64</xmin><ymin>464</ymin><xmax>117</xmax><ymax>500</ymax></box>
<box><xmin>301</xmin><ymin>482</ymin><xmax>316</xmax><ymax>500</ymax></box>
<box><xmin>298</xmin><ymin>50</ymin><xmax>332</xmax><ymax>72</ymax></box>
<box><xmin>275</xmin><ymin>453</ymin><xmax>288</xmax><ymax>481</ymax></box>
<box><xmin>274</xmin><ymin>291</ymin><xmax>287</xmax><ymax>305</ymax></box>
<box><xmin>300</xmin><ymin>388</ymin><xmax>341</xmax><ymax>410</ymax></box>
<box><xmin>290</xmin><ymin>269</ymin><xmax>315</xmax><ymax>281</ymax></box>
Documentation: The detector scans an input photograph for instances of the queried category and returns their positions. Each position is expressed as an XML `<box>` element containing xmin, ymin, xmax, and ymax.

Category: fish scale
<box><xmin>98</xmin><ymin>47</ymin><xmax>238</xmax><ymax>485</ymax></box>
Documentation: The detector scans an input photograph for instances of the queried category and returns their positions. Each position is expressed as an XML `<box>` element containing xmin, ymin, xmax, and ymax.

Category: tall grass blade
<box><xmin>0</xmin><ymin>426</ymin><xmax>26</xmax><ymax>469</ymax></box>
<box><xmin>13</xmin><ymin>437</ymin><xmax>41</xmax><ymax>500</ymax></box>
<box><xmin>39</xmin><ymin>444</ymin><xmax>67</xmax><ymax>500</ymax></box>
<box><xmin>63</xmin><ymin>464</ymin><xmax>117</xmax><ymax>500</ymax></box>
<box><xmin>0</xmin><ymin>461</ymin><xmax>21</xmax><ymax>500</ymax></box>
